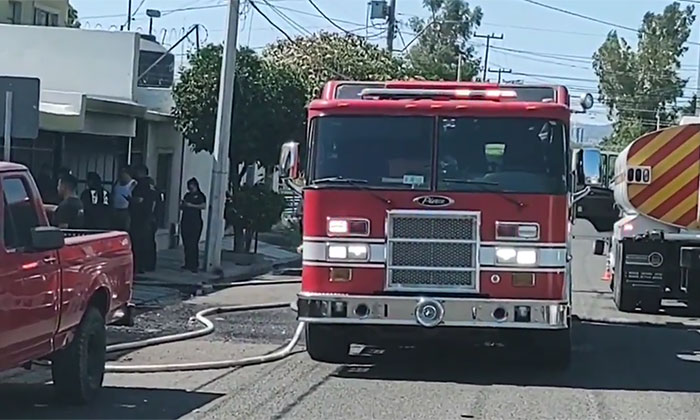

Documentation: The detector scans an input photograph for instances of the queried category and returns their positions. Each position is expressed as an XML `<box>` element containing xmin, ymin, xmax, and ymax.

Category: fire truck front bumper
<box><xmin>297</xmin><ymin>293</ymin><xmax>570</xmax><ymax>330</ymax></box>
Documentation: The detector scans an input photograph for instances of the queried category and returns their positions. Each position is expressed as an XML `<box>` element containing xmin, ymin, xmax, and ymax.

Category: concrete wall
<box><xmin>0</xmin><ymin>24</ymin><xmax>139</xmax><ymax>100</ymax></box>
<box><xmin>0</xmin><ymin>0</ymin><xmax>71</xmax><ymax>26</ymax></box>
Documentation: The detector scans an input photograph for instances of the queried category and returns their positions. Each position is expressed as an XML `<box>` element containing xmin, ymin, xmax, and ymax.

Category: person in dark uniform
<box><xmin>37</xmin><ymin>163</ymin><xmax>56</xmax><ymax>204</ymax></box>
<box><xmin>130</xmin><ymin>165</ymin><xmax>158</xmax><ymax>273</ymax></box>
<box><xmin>53</xmin><ymin>174</ymin><xmax>84</xmax><ymax>229</ymax></box>
<box><xmin>180</xmin><ymin>177</ymin><xmax>206</xmax><ymax>272</ymax></box>
<box><xmin>80</xmin><ymin>172</ymin><xmax>111</xmax><ymax>230</ymax></box>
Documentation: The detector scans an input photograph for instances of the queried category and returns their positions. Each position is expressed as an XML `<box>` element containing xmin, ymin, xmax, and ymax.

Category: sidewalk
<box><xmin>131</xmin><ymin>238</ymin><xmax>300</xmax><ymax>306</ymax></box>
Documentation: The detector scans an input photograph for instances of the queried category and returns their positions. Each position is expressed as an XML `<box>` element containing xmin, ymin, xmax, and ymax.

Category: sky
<box><xmin>72</xmin><ymin>0</ymin><xmax>700</xmax><ymax>126</ymax></box>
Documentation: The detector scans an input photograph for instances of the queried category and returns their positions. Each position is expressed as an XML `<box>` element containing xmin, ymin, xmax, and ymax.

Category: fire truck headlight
<box><xmin>327</xmin><ymin>243</ymin><xmax>369</xmax><ymax>261</ymax></box>
<box><xmin>495</xmin><ymin>247</ymin><xmax>537</xmax><ymax>266</ymax></box>
<box><xmin>495</xmin><ymin>247</ymin><xmax>517</xmax><ymax>263</ymax></box>
<box><xmin>516</xmin><ymin>249</ymin><xmax>537</xmax><ymax>265</ymax></box>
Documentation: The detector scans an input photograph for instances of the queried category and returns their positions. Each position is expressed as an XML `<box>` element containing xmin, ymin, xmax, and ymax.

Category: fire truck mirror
<box><xmin>580</xmin><ymin>148</ymin><xmax>602</xmax><ymax>187</ymax></box>
<box><xmin>279</xmin><ymin>141</ymin><xmax>300</xmax><ymax>179</ymax></box>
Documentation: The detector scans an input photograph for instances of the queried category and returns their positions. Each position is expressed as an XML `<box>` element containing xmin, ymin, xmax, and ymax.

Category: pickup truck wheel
<box><xmin>52</xmin><ymin>306</ymin><xmax>106</xmax><ymax>404</ymax></box>
<box><xmin>305</xmin><ymin>324</ymin><xmax>351</xmax><ymax>364</ymax></box>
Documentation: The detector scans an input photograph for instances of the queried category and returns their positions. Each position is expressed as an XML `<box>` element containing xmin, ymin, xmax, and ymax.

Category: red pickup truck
<box><xmin>0</xmin><ymin>162</ymin><xmax>133</xmax><ymax>403</ymax></box>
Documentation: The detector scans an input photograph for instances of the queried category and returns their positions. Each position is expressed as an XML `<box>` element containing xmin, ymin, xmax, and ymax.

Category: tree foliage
<box><xmin>263</xmin><ymin>31</ymin><xmax>408</xmax><ymax>99</ymax></box>
<box><xmin>593</xmin><ymin>3</ymin><xmax>695</xmax><ymax>149</ymax></box>
<box><xmin>172</xmin><ymin>45</ymin><xmax>307</xmax><ymax>170</ymax></box>
<box><xmin>406</xmin><ymin>0</ymin><xmax>483</xmax><ymax>81</ymax></box>
<box><xmin>67</xmin><ymin>4</ymin><xmax>80</xmax><ymax>28</ymax></box>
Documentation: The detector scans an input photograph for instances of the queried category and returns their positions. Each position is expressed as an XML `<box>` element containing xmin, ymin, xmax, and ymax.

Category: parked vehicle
<box><xmin>587</xmin><ymin>123</ymin><xmax>700</xmax><ymax>314</ymax></box>
<box><xmin>279</xmin><ymin>81</ymin><xmax>596</xmax><ymax>369</ymax></box>
<box><xmin>0</xmin><ymin>162</ymin><xmax>133</xmax><ymax>403</ymax></box>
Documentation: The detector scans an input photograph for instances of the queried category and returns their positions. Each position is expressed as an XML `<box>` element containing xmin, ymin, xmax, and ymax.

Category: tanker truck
<box><xmin>584</xmin><ymin>123</ymin><xmax>700</xmax><ymax>314</ymax></box>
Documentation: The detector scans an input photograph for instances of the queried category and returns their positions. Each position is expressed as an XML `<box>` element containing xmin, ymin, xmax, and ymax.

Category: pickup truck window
<box><xmin>2</xmin><ymin>177</ymin><xmax>40</xmax><ymax>249</ymax></box>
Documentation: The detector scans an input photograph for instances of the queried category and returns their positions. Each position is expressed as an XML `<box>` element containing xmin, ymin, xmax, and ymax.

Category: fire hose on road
<box><xmin>104</xmin><ymin>279</ymin><xmax>305</xmax><ymax>373</ymax></box>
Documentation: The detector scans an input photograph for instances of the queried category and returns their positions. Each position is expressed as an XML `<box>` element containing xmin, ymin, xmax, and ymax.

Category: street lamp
<box><xmin>146</xmin><ymin>9</ymin><xmax>161</xmax><ymax>36</ymax></box>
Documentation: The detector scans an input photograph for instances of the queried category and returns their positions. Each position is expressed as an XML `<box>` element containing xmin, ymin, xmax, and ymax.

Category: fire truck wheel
<box><xmin>51</xmin><ymin>306</ymin><xmax>106</xmax><ymax>404</ymax></box>
<box><xmin>305</xmin><ymin>324</ymin><xmax>352</xmax><ymax>364</ymax></box>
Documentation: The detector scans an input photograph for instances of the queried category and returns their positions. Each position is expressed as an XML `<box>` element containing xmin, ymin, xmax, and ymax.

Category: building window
<box><xmin>34</xmin><ymin>8</ymin><xmax>59</xmax><ymax>26</ymax></box>
<box><xmin>9</xmin><ymin>1</ymin><xmax>21</xmax><ymax>24</ymax></box>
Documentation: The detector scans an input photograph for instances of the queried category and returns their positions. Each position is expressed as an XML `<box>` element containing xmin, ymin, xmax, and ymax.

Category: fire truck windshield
<box><xmin>312</xmin><ymin>116</ymin><xmax>433</xmax><ymax>190</ymax></box>
<box><xmin>437</xmin><ymin>117</ymin><xmax>567</xmax><ymax>195</ymax></box>
<box><xmin>310</xmin><ymin>115</ymin><xmax>567</xmax><ymax>195</ymax></box>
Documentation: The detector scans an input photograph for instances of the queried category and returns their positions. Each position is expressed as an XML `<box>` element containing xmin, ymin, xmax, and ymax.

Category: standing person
<box><xmin>180</xmin><ymin>177</ymin><xmax>206</xmax><ymax>272</ymax></box>
<box><xmin>112</xmin><ymin>167</ymin><xmax>135</xmax><ymax>231</ymax></box>
<box><xmin>53</xmin><ymin>174</ymin><xmax>84</xmax><ymax>229</ymax></box>
<box><xmin>80</xmin><ymin>172</ymin><xmax>111</xmax><ymax>230</ymax></box>
<box><xmin>37</xmin><ymin>163</ymin><xmax>56</xmax><ymax>204</ymax></box>
<box><xmin>130</xmin><ymin>165</ymin><xmax>157</xmax><ymax>273</ymax></box>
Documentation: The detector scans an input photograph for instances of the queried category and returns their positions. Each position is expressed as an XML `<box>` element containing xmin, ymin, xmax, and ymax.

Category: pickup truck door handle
<box><xmin>43</xmin><ymin>256</ymin><xmax>57</xmax><ymax>264</ymax></box>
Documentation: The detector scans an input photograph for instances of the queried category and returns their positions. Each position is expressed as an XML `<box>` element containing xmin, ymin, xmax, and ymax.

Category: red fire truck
<box><xmin>279</xmin><ymin>81</ymin><xmax>594</xmax><ymax>369</ymax></box>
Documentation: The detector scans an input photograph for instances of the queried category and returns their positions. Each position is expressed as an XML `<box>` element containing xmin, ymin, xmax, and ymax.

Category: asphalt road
<box><xmin>4</xmin><ymin>220</ymin><xmax>700</xmax><ymax>420</ymax></box>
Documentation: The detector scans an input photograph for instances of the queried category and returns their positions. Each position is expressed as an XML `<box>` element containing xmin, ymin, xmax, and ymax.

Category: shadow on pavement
<box><xmin>0</xmin><ymin>384</ymin><xmax>222</xmax><ymax>419</ymax></box>
<box><xmin>335</xmin><ymin>319</ymin><xmax>700</xmax><ymax>393</ymax></box>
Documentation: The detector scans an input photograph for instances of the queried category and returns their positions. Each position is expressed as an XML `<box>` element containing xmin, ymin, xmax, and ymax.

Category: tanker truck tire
<box><xmin>639</xmin><ymin>295</ymin><xmax>662</xmax><ymax>314</ymax></box>
<box><xmin>51</xmin><ymin>307</ymin><xmax>106</xmax><ymax>404</ymax></box>
<box><xmin>306</xmin><ymin>324</ymin><xmax>352</xmax><ymax>364</ymax></box>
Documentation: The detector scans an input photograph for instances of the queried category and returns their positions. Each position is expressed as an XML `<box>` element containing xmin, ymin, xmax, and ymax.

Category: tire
<box><xmin>639</xmin><ymin>295</ymin><xmax>662</xmax><ymax>314</ymax></box>
<box><xmin>305</xmin><ymin>324</ymin><xmax>351</xmax><ymax>364</ymax></box>
<box><xmin>613</xmin><ymin>245</ymin><xmax>637</xmax><ymax>312</ymax></box>
<box><xmin>52</xmin><ymin>306</ymin><xmax>106</xmax><ymax>404</ymax></box>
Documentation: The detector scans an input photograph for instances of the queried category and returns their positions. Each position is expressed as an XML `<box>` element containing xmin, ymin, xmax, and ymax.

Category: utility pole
<box><xmin>457</xmin><ymin>54</ymin><xmax>462</xmax><ymax>82</ymax></box>
<box><xmin>203</xmin><ymin>0</ymin><xmax>241</xmax><ymax>273</ymax></box>
<box><xmin>474</xmin><ymin>33</ymin><xmax>503</xmax><ymax>81</ymax></box>
<box><xmin>127</xmin><ymin>0</ymin><xmax>132</xmax><ymax>30</ymax></box>
<box><xmin>386</xmin><ymin>0</ymin><xmax>397</xmax><ymax>52</ymax></box>
<box><xmin>488</xmin><ymin>67</ymin><xmax>512</xmax><ymax>84</ymax></box>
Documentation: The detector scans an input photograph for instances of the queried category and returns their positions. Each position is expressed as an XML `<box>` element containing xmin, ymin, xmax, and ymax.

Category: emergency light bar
<box><xmin>359</xmin><ymin>88</ymin><xmax>518</xmax><ymax>100</ymax></box>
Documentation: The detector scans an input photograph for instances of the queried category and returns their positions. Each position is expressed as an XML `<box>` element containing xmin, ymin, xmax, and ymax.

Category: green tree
<box><xmin>263</xmin><ymin>31</ymin><xmax>408</xmax><ymax>99</ymax></box>
<box><xmin>172</xmin><ymin>45</ymin><xmax>307</xmax><ymax>170</ymax></box>
<box><xmin>67</xmin><ymin>4</ymin><xmax>80</xmax><ymax>28</ymax></box>
<box><xmin>406</xmin><ymin>0</ymin><xmax>483</xmax><ymax>81</ymax></box>
<box><xmin>593</xmin><ymin>3</ymin><xmax>695</xmax><ymax>149</ymax></box>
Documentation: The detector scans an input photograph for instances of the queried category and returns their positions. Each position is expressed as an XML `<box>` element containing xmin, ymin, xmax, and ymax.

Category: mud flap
<box><xmin>615</xmin><ymin>237</ymin><xmax>666</xmax><ymax>312</ymax></box>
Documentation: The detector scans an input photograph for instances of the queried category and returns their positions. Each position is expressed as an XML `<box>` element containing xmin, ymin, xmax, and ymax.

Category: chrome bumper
<box><xmin>298</xmin><ymin>293</ymin><xmax>569</xmax><ymax>329</ymax></box>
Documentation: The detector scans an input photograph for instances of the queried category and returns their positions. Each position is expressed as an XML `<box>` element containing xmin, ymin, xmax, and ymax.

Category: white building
<box><xmin>0</xmin><ymin>23</ymin><xmax>213</xmax><ymax>249</ymax></box>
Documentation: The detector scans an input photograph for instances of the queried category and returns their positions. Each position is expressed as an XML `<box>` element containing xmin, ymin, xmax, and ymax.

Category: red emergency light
<box><xmin>359</xmin><ymin>87</ymin><xmax>518</xmax><ymax>101</ymax></box>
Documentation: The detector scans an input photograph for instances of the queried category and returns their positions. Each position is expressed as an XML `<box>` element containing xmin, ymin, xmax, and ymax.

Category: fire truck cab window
<box><xmin>312</xmin><ymin>116</ymin><xmax>433</xmax><ymax>189</ymax></box>
<box><xmin>437</xmin><ymin>117</ymin><xmax>566</xmax><ymax>194</ymax></box>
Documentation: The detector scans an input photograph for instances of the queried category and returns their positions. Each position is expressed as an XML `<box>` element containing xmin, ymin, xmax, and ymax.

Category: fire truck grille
<box><xmin>389</xmin><ymin>270</ymin><xmax>474</xmax><ymax>288</ymax></box>
<box><xmin>386</xmin><ymin>212</ymin><xmax>479</xmax><ymax>292</ymax></box>
<box><xmin>391</xmin><ymin>242</ymin><xmax>473</xmax><ymax>268</ymax></box>
<box><xmin>392</xmin><ymin>216</ymin><xmax>475</xmax><ymax>240</ymax></box>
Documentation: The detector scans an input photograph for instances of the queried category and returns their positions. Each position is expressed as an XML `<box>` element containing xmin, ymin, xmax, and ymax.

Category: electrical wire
<box><xmin>519</xmin><ymin>0</ymin><xmax>700</xmax><ymax>46</ymax></box>
<box><xmin>249</xmin><ymin>0</ymin><xmax>351</xmax><ymax>80</ymax></box>
<box><xmin>307</xmin><ymin>0</ymin><xmax>352</xmax><ymax>35</ymax></box>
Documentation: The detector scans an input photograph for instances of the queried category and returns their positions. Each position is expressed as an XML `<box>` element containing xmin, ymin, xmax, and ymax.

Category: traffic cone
<box><xmin>601</xmin><ymin>264</ymin><xmax>612</xmax><ymax>282</ymax></box>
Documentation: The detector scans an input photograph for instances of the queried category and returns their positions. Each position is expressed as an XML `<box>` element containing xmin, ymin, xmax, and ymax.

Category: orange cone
<box><xmin>601</xmin><ymin>265</ymin><xmax>612</xmax><ymax>281</ymax></box>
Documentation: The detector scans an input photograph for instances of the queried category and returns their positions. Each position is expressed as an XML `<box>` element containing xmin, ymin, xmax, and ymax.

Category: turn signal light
<box><xmin>327</xmin><ymin>217</ymin><xmax>370</xmax><ymax>236</ymax></box>
<box><xmin>496</xmin><ymin>222</ymin><xmax>539</xmax><ymax>240</ymax></box>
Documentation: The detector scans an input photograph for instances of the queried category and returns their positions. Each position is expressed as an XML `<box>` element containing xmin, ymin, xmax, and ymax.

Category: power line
<box><xmin>248</xmin><ymin>1</ymin><xmax>350</xmax><ymax>80</ymax></box>
<box><xmin>307</xmin><ymin>0</ymin><xmax>352</xmax><ymax>35</ymax></box>
<box><xmin>520</xmin><ymin>0</ymin><xmax>700</xmax><ymax>46</ymax></box>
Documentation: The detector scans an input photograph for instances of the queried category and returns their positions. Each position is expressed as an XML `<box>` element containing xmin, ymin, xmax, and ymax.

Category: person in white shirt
<box><xmin>112</xmin><ymin>167</ymin><xmax>136</xmax><ymax>231</ymax></box>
